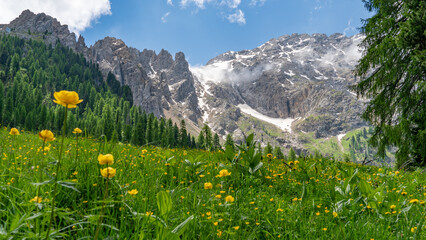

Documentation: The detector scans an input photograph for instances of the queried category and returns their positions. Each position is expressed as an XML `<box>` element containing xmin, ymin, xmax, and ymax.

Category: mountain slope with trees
<box><xmin>0</xmin><ymin>35</ymin><xmax>197</xmax><ymax>148</ymax></box>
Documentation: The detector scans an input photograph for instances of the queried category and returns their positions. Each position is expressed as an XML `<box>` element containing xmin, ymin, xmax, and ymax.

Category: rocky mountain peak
<box><xmin>3</xmin><ymin>9</ymin><xmax>78</xmax><ymax>50</ymax></box>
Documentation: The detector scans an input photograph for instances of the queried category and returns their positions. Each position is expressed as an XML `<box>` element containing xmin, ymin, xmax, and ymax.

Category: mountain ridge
<box><xmin>0</xmin><ymin>10</ymin><xmax>370</xmax><ymax>156</ymax></box>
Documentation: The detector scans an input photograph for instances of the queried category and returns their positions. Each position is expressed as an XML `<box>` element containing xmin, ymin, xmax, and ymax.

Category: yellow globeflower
<box><xmin>100</xmin><ymin>167</ymin><xmax>116</xmax><ymax>178</ymax></box>
<box><xmin>30</xmin><ymin>196</ymin><xmax>42</xmax><ymax>203</ymax></box>
<box><xmin>38</xmin><ymin>130</ymin><xmax>55</xmax><ymax>142</ymax></box>
<box><xmin>225</xmin><ymin>195</ymin><xmax>235</xmax><ymax>203</ymax></box>
<box><xmin>219</xmin><ymin>169</ymin><xmax>231</xmax><ymax>177</ymax></box>
<box><xmin>9</xmin><ymin>128</ymin><xmax>20</xmax><ymax>135</ymax></box>
<box><xmin>204</xmin><ymin>182</ymin><xmax>213</xmax><ymax>190</ymax></box>
<box><xmin>98</xmin><ymin>154</ymin><xmax>114</xmax><ymax>165</ymax></box>
<box><xmin>266</xmin><ymin>153</ymin><xmax>272</xmax><ymax>158</ymax></box>
<box><xmin>53</xmin><ymin>90</ymin><xmax>83</xmax><ymax>108</ymax></box>
<box><xmin>128</xmin><ymin>189</ymin><xmax>138</xmax><ymax>196</ymax></box>
<box><xmin>72</xmin><ymin>128</ymin><xmax>82</xmax><ymax>134</ymax></box>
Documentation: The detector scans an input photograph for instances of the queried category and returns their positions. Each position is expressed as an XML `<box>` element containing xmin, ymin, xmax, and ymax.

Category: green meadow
<box><xmin>1</xmin><ymin>125</ymin><xmax>425</xmax><ymax>239</ymax></box>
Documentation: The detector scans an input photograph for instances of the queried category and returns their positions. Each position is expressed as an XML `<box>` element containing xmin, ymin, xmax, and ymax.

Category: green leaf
<box><xmin>157</xmin><ymin>191</ymin><xmax>172</xmax><ymax>217</ymax></box>
<box><xmin>30</xmin><ymin>180</ymin><xmax>53</xmax><ymax>186</ymax></box>
<box><xmin>171</xmin><ymin>215</ymin><xmax>194</xmax><ymax>236</ymax></box>
<box><xmin>249</xmin><ymin>162</ymin><xmax>263</xmax><ymax>174</ymax></box>
<box><xmin>57</xmin><ymin>181</ymin><xmax>80</xmax><ymax>193</ymax></box>
<box><xmin>245</xmin><ymin>133</ymin><xmax>254</xmax><ymax>146</ymax></box>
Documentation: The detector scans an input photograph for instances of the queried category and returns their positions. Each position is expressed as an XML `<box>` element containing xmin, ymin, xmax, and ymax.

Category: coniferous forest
<box><xmin>0</xmin><ymin>35</ymin><xmax>206</xmax><ymax>149</ymax></box>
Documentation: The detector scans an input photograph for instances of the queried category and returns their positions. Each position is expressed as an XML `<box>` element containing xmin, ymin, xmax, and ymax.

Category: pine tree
<box><xmin>288</xmin><ymin>147</ymin><xmax>297</xmax><ymax>162</ymax></box>
<box><xmin>273</xmin><ymin>146</ymin><xmax>284</xmax><ymax>159</ymax></box>
<box><xmin>213</xmin><ymin>133</ymin><xmax>221</xmax><ymax>150</ymax></box>
<box><xmin>102</xmin><ymin>105</ymin><xmax>114</xmax><ymax>140</ymax></box>
<box><xmin>224</xmin><ymin>134</ymin><xmax>235</xmax><ymax>150</ymax></box>
<box><xmin>180</xmin><ymin>120</ymin><xmax>188</xmax><ymax>147</ymax></box>
<box><xmin>264</xmin><ymin>143</ymin><xmax>273</xmax><ymax>157</ymax></box>
<box><xmin>355</xmin><ymin>0</ymin><xmax>426</xmax><ymax>167</ymax></box>
<box><xmin>202</xmin><ymin>124</ymin><xmax>212</xmax><ymax>150</ymax></box>
<box><xmin>197</xmin><ymin>131</ymin><xmax>205</xmax><ymax>149</ymax></box>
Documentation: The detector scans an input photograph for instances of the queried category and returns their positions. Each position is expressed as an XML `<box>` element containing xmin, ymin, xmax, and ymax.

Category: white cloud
<box><xmin>0</xmin><ymin>0</ymin><xmax>111</xmax><ymax>35</ymax></box>
<box><xmin>180</xmin><ymin>0</ymin><xmax>240</xmax><ymax>9</ymax></box>
<box><xmin>227</xmin><ymin>9</ymin><xmax>246</xmax><ymax>24</ymax></box>
<box><xmin>167</xmin><ymin>0</ymin><xmax>174</xmax><ymax>6</ymax></box>
<box><xmin>161</xmin><ymin>12</ymin><xmax>171</xmax><ymax>23</ymax></box>
<box><xmin>191</xmin><ymin>61</ymin><xmax>274</xmax><ymax>84</ymax></box>
<box><xmin>343</xmin><ymin>18</ymin><xmax>356</xmax><ymax>36</ymax></box>
<box><xmin>249</xmin><ymin>0</ymin><xmax>266</xmax><ymax>7</ymax></box>
<box><xmin>220</xmin><ymin>0</ymin><xmax>241</xmax><ymax>9</ymax></box>
<box><xmin>180</xmin><ymin>0</ymin><xmax>215</xmax><ymax>9</ymax></box>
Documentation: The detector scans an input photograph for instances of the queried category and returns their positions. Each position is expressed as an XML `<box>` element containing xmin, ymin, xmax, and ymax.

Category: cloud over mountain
<box><xmin>0</xmin><ymin>0</ymin><xmax>111</xmax><ymax>35</ymax></box>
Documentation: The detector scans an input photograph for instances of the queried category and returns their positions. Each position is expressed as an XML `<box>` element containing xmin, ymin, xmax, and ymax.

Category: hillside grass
<box><xmin>1</xmin><ymin>127</ymin><xmax>425</xmax><ymax>239</ymax></box>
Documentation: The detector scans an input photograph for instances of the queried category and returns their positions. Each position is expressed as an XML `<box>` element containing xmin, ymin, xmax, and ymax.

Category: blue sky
<box><xmin>0</xmin><ymin>0</ymin><xmax>373</xmax><ymax>65</ymax></box>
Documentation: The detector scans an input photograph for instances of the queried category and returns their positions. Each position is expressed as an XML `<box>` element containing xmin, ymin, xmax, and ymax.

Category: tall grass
<box><xmin>0</xmin><ymin>127</ymin><xmax>425</xmax><ymax>239</ymax></box>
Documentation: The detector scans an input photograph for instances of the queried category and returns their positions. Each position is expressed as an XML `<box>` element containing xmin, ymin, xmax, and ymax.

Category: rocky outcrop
<box><xmin>193</xmin><ymin>33</ymin><xmax>367</xmax><ymax>148</ymax></box>
<box><xmin>0</xmin><ymin>10</ymin><xmax>78</xmax><ymax>50</ymax></box>
<box><xmin>0</xmin><ymin>10</ymin><xmax>200</xmax><ymax>120</ymax></box>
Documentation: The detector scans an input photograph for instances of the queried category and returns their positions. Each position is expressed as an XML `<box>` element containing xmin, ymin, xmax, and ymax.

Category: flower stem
<box><xmin>45</xmin><ymin>106</ymin><xmax>68</xmax><ymax>240</ymax></box>
<box><xmin>94</xmin><ymin>164</ymin><xmax>109</xmax><ymax>240</ymax></box>
<box><xmin>36</xmin><ymin>139</ymin><xmax>46</xmax><ymax>236</ymax></box>
<box><xmin>75</xmin><ymin>135</ymin><xmax>79</xmax><ymax>168</ymax></box>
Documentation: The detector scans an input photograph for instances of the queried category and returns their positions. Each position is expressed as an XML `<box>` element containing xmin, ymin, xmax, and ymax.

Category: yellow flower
<box><xmin>219</xmin><ymin>169</ymin><xmax>231</xmax><ymax>177</ymax></box>
<box><xmin>213</xmin><ymin>222</ymin><xmax>218</xmax><ymax>226</ymax></box>
<box><xmin>100</xmin><ymin>167</ymin><xmax>116</xmax><ymax>178</ymax></box>
<box><xmin>215</xmin><ymin>195</ymin><xmax>222</xmax><ymax>199</ymax></box>
<box><xmin>333</xmin><ymin>212</ymin><xmax>338</xmax><ymax>218</ymax></box>
<box><xmin>128</xmin><ymin>189</ymin><xmax>138</xmax><ymax>196</ymax></box>
<box><xmin>316</xmin><ymin>212</ymin><xmax>320</xmax><ymax>216</ymax></box>
<box><xmin>409</xmin><ymin>199</ymin><xmax>419</xmax><ymax>204</ymax></box>
<box><xmin>204</xmin><ymin>182</ymin><xmax>213</xmax><ymax>190</ymax></box>
<box><xmin>9</xmin><ymin>128</ymin><xmax>20</xmax><ymax>135</ymax></box>
<box><xmin>146</xmin><ymin>211</ymin><xmax>153</xmax><ymax>216</ymax></box>
<box><xmin>98</xmin><ymin>154</ymin><xmax>114</xmax><ymax>165</ymax></box>
<box><xmin>225</xmin><ymin>195</ymin><xmax>235</xmax><ymax>203</ymax></box>
<box><xmin>53</xmin><ymin>90</ymin><xmax>83</xmax><ymax>108</ymax></box>
<box><xmin>233</xmin><ymin>226</ymin><xmax>239</xmax><ymax>230</ymax></box>
<box><xmin>276</xmin><ymin>208</ymin><xmax>283</xmax><ymax>212</ymax></box>
<box><xmin>322</xmin><ymin>228</ymin><xmax>327</xmax><ymax>231</ymax></box>
<box><xmin>390</xmin><ymin>205</ymin><xmax>396</xmax><ymax>209</ymax></box>
<box><xmin>266</xmin><ymin>153</ymin><xmax>272</xmax><ymax>158</ymax></box>
<box><xmin>30</xmin><ymin>196</ymin><xmax>42</xmax><ymax>203</ymax></box>
<box><xmin>411</xmin><ymin>227</ymin><xmax>417</xmax><ymax>233</ymax></box>
<box><xmin>72</xmin><ymin>128</ymin><xmax>82</xmax><ymax>134</ymax></box>
<box><xmin>38</xmin><ymin>130</ymin><xmax>55</xmax><ymax>141</ymax></box>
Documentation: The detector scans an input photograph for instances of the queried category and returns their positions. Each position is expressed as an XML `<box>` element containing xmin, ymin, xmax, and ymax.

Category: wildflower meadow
<box><xmin>1</xmin><ymin>91</ymin><xmax>425</xmax><ymax>239</ymax></box>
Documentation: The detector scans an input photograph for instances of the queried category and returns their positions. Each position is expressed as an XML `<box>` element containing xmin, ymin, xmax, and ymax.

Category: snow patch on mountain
<box><xmin>237</xmin><ymin>104</ymin><xmax>295</xmax><ymax>133</ymax></box>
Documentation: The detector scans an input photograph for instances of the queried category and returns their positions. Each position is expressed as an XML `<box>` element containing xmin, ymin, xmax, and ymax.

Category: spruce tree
<box><xmin>180</xmin><ymin>120</ymin><xmax>188</xmax><ymax>147</ymax></box>
<box><xmin>202</xmin><ymin>124</ymin><xmax>212</xmax><ymax>150</ymax></box>
<box><xmin>197</xmin><ymin>131</ymin><xmax>205</xmax><ymax>149</ymax></box>
<box><xmin>355</xmin><ymin>0</ymin><xmax>426</xmax><ymax>167</ymax></box>
<box><xmin>264</xmin><ymin>143</ymin><xmax>273</xmax><ymax>157</ymax></box>
<box><xmin>273</xmin><ymin>146</ymin><xmax>284</xmax><ymax>160</ymax></box>
<box><xmin>288</xmin><ymin>147</ymin><xmax>297</xmax><ymax>162</ymax></box>
<box><xmin>224</xmin><ymin>133</ymin><xmax>235</xmax><ymax>150</ymax></box>
<box><xmin>213</xmin><ymin>133</ymin><xmax>221</xmax><ymax>150</ymax></box>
